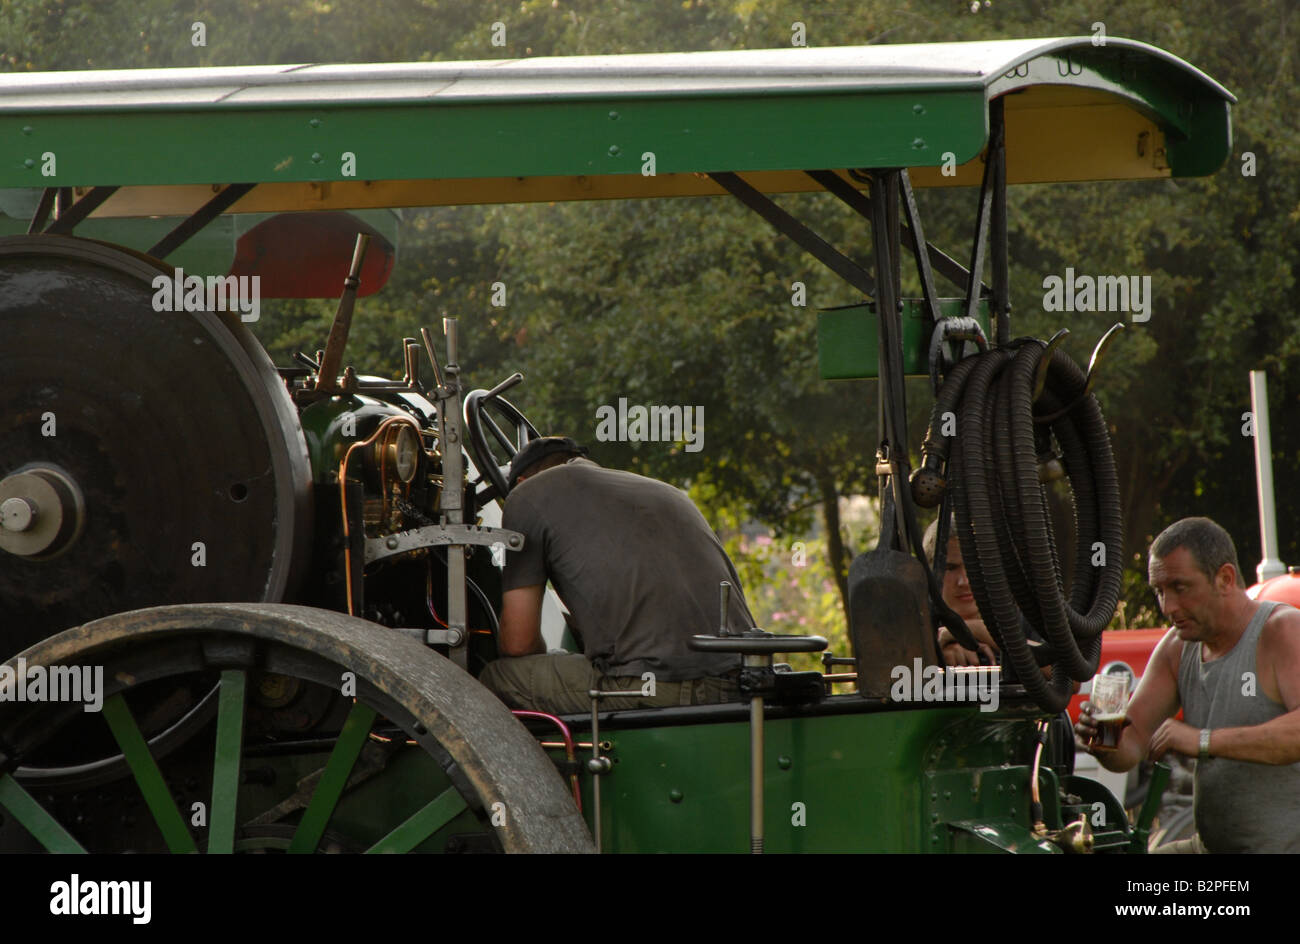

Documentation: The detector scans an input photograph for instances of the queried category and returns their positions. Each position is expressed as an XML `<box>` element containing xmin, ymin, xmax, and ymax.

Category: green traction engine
<box><xmin>0</xmin><ymin>229</ymin><xmax>1157</xmax><ymax>855</ymax></box>
<box><xmin>0</xmin><ymin>36</ymin><xmax>1234</xmax><ymax>853</ymax></box>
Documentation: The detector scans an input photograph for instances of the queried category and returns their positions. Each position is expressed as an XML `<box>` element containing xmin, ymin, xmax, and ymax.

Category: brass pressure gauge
<box><xmin>385</xmin><ymin>424</ymin><xmax>420</xmax><ymax>484</ymax></box>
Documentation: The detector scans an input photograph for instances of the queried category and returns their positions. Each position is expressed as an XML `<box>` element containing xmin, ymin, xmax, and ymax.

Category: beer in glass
<box><xmin>1089</xmin><ymin>673</ymin><xmax>1129</xmax><ymax>750</ymax></box>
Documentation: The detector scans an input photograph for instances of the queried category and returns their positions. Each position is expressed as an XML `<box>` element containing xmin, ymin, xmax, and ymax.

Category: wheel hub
<box><xmin>0</xmin><ymin>466</ymin><xmax>86</xmax><ymax>559</ymax></box>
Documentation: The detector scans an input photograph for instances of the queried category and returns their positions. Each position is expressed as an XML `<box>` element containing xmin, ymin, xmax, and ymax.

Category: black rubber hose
<box><xmin>923</xmin><ymin>341</ymin><xmax>1123</xmax><ymax>713</ymax></box>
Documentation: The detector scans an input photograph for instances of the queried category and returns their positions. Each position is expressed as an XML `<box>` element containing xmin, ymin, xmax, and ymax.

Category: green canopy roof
<box><xmin>0</xmin><ymin>37</ymin><xmax>1234</xmax><ymax>215</ymax></box>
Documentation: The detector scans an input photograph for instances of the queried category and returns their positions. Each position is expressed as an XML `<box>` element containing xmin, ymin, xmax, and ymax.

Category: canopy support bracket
<box><xmin>898</xmin><ymin>170</ymin><xmax>944</xmax><ymax>330</ymax></box>
<box><xmin>27</xmin><ymin>188</ymin><xmax>55</xmax><ymax>235</ymax></box>
<box><xmin>965</xmin><ymin>98</ymin><xmax>1009</xmax><ymax>339</ymax></box>
<box><xmin>708</xmin><ymin>171</ymin><xmax>876</xmax><ymax>299</ymax></box>
<box><xmin>831</xmin><ymin>169</ymin><xmax>985</xmax><ymax>295</ymax></box>
<box><xmin>42</xmin><ymin>186</ymin><xmax>118</xmax><ymax>235</ymax></box>
<box><xmin>148</xmin><ymin>183</ymin><xmax>256</xmax><ymax>259</ymax></box>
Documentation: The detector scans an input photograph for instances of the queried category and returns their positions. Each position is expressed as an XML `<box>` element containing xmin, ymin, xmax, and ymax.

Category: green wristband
<box><xmin>1199</xmin><ymin>728</ymin><xmax>1211</xmax><ymax>760</ymax></box>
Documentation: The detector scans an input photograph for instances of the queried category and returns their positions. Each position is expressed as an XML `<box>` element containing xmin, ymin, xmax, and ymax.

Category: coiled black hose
<box><xmin>916</xmin><ymin>341</ymin><xmax>1123</xmax><ymax>712</ymax></box>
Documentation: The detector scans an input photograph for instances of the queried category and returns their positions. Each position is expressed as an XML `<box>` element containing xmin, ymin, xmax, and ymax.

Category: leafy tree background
<box><xmin>5</xmin><ymin>0</ymin><xmax>1297</xmax><ymax>654</ymax></box>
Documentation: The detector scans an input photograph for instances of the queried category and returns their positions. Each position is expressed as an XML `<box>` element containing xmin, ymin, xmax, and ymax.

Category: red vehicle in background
<box><xmin>1247</xmin><ymin>567</ymin><xmax>1300</xmax><ymax>607</ymax></box>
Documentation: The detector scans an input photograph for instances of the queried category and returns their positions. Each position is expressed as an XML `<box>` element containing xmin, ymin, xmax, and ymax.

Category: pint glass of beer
<box><xmin>1089</xmin><ymin>673</ymin><xmax>1129</xmax><ymax>750</ymax></box>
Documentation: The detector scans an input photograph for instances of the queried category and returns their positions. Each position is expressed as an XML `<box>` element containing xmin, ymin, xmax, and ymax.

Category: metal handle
<box><xmin>403</xmin><ymin>337</ymin><xmax>421</xmax><ymax>388</ymax></box>
<box><xmin>689</xmin><ymin>634</ymin><xmax>828</xmax><ymax>654</ymax></box>
<box><xmin>419</xmin><ymin>326</ymin><xmax>445</xmax><ymax>390</ymax></box>
<box><xmin>314</xmin><ymin>233</ymin><xmax>371</xmax><ymax>392</ymax></box>
<box><xmin>485</xmin><ymin>372</ymin><xmax>524</xmax><ymax>401</ymax></box>
<box><xmin>347</xmin><ymin>232</ymin><xmax>370</xmax><ymax>279</ymax></box>
<box><xmin>444</xmin><ymin>317</ymin><xmax>458</xmax><ymax>367</ymax></box>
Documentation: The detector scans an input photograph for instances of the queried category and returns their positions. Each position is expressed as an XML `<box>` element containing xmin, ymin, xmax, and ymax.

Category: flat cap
<box><xmin>506</xmin><ymin>436</ymin><xmax>588</xmax><ymax>491</ymax></box>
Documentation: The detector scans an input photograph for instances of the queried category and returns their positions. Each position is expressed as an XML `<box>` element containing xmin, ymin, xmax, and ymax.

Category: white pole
<box><xmin>1250</xmin><ymin>370</ymin><xmax>1286</xmax><ymax>583</ymax></box>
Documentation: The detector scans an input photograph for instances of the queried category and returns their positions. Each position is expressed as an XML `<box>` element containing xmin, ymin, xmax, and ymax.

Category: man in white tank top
<box><xmin>1074</xmin><ymin>516</ymin><xmax>1300</xmax><ymax>852</ymax></box>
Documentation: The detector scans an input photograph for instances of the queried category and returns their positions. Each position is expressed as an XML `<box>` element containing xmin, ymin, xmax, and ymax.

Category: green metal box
<box><xmin>817</xmin><ymin>297</ymin><xmax>990</xmax><ymax>380</ymax></box>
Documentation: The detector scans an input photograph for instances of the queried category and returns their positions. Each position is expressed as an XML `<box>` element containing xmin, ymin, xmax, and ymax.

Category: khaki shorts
<box><xmin>479</xmin><ymin>652</ymin><xmax>740</xmax><ymax>715</ymax></box>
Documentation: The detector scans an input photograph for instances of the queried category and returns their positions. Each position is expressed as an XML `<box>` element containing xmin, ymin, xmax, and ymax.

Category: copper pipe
<box><xmin>513</xmin><ymin>710</ymin><xmax>582</xmax><ymax>812</ymax></box>
<box><xmin>1030</xmin><ymin>719</ymin><xmax>1047</xmax><ymax>808</ymax></box>
<box><xmin>1030</xmin><ymin>718</ymin><xmax>1049</xmax><ymax>835</ymax></box>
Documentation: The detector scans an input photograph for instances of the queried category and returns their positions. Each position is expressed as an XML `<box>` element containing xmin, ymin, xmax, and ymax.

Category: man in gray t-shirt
<box><xmin>1074</xmin><ymin>516</ymin><xmax>1300</xmax><ymax>852</ymax></box>
<box><xmin>478</xmin><ymin>437</ymin><xmax>754</xmax><ymax>714</ymax></box>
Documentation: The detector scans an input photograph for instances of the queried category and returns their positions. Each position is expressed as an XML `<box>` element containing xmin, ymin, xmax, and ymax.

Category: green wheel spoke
<box><xmin>288</xmin><ymin>701</ymin><xmax>378</xmax><ymax>854</ymax></box>
<box><xmin>208</xmin><ymin>669</ymin><xmax>246</xmax><ymax>855</ymax></box>
<box><xmin>364</xmin><ymin>786</ymin><xmax>469</xmax><ymax>854</ymax></box>
<box><xmin>101</xmin><ymin>693</ymin><xmax>198</xmax><ymax>854</ymax></box>
<box><xmin>0</xmin><ymin>774</ymin><xmax>88</xmax><ymax>853</ymax></box>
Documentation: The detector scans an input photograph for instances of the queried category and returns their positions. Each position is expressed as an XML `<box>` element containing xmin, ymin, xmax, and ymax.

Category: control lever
<box><xmin>444</xmin><ymin>316</ymin><xmax>458</xmax><ymax>369</ymax></box>
<box><xmin>315</xmin><ymin>233</ymin><xmax>370</xmax><ymax>393</ymax></box>
<box><xmin>402</xmin><ymin>337</ymin><xmax>421</xmax><ymax>389</ymax></box>
<box><xmin>419</xmin><ymin>326</ymin><xmax>446</xmax><ymax>391</ymax></box>
<box><xmin>427</xmin><ymin>318</ymin><xmax>469</xmax><ymax>668</ymax></box>
<box><xmin>719</xmin><ymin>580</ymin><xmax>732</xmax><ymax>636</ymax></box>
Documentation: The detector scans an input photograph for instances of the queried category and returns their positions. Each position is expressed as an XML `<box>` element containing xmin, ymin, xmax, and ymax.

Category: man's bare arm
<box><xmin>498</xmin><ymin>585</ymin><xmax>546</xmax><ymax>657</ymax></box>
<box><xmin>1190</xmin><ymin>711</ymin><xmax>1300</xmax><ymax>765</ymax></box>
<box><xmin>1080</xmin><ymin>627</ymin><xmax>1182</xmax><ymax>772</ymax></box>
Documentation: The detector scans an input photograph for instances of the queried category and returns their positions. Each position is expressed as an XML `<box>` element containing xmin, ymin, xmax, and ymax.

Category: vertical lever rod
<box><xmin>437</xmin><ymin>318</ymin><xmax>469</xmax><ymax>668</ymax></box>
<box><xmin>315</xmin><ymin>234</ymin><xmax>370</xmax><ymax>392</ymax></box>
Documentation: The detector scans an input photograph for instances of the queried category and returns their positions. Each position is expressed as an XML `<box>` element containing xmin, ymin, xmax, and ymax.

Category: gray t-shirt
<box><xmin>1178</xmin><ymin>600</ymin><xmax>1300</xmax><ymax>853</ymax></box>
<box><xmin>501</xmin><ymin>458</ymin><xmax>753</xmax><ymax>680</ymax></box>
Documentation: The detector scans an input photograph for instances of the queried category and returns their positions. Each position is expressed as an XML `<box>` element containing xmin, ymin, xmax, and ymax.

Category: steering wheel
<box><xmin>464</xmin><ymin>385</ymin><xmax>541</xmax><ymax>503</ymax></box>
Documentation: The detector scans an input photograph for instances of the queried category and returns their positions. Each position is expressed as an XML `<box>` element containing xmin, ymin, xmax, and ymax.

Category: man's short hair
<box><xmin>506</xmin><ymin>436</ymin><xmax>587</xmax><ymax>490</ymax></box>
<box><xmin>922</xmin><ymin>513</ymin><xmax>957</xmax><ymax>566</ymax></box>
<box><xmin>1149</xmin><ymin>516</ymin><xmax>1244</xmax><ymax>587</ymax></box>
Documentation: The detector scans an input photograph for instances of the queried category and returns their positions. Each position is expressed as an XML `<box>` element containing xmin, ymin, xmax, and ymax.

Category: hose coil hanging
<box><xmin>916</xmin><ymin>341</ymin><xmax>1124</xmax><ymax>712</ymax></box>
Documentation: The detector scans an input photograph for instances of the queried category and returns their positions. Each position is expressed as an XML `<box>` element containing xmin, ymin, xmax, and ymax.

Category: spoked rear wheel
<box><xmin>0</xmin><ymin>604</ymin><xmax>594</xmax><ymax>854</ymax></box>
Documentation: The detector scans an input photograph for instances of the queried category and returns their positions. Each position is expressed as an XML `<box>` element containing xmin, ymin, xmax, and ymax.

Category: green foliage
<box><xmin>732</xmin><ymin>531</ymin><xmax>853</xmax><ymax>671</ymax></box>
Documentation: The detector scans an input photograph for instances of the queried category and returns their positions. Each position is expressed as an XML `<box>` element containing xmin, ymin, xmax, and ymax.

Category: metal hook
<box><xmin>1033</xmin><ymin>323</ymin><xmax>1125</xmax><ymax>423</ymax></box>
<box><xmin>1032</xmin><ymin>328</ymin><xmax>1071</xmax><ymax>402</ymax></box>
<box><xmin>1083</xmin><ymin>322</ymin><xmax>1126</xmax><ymax>396</ymax></box>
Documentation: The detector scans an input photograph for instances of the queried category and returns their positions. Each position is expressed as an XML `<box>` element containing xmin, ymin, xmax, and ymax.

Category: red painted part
<box><xmin>229</xmin><ymin>212</ymin><xmax>395</xmax><ymax>298</ymax></box>
<box><xmin>1066</xmin><ymin>628</ymin><xmax>1167</xmax><ymax>723</ymax></box>
<box><xmin>1248</xmin><ymin>570</ymin><xmax>1300</xmax><ymax>607</ymax></box>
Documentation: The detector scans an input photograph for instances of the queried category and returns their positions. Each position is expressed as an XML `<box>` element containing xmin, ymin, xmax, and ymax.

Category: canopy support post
<box><xmin>869</xmin><ymin>170</ymin><xmax>912</xmax><ymax>554</ymax></box>
<box><xmin>964</xmin><ymin>157</ymin><xmax>995</xmax><ymax>328</ymax></box>
<box><xmin>989</xmin><ymin>97</ymin><xmax>1011</xmax><ymax>345</ymax></box>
